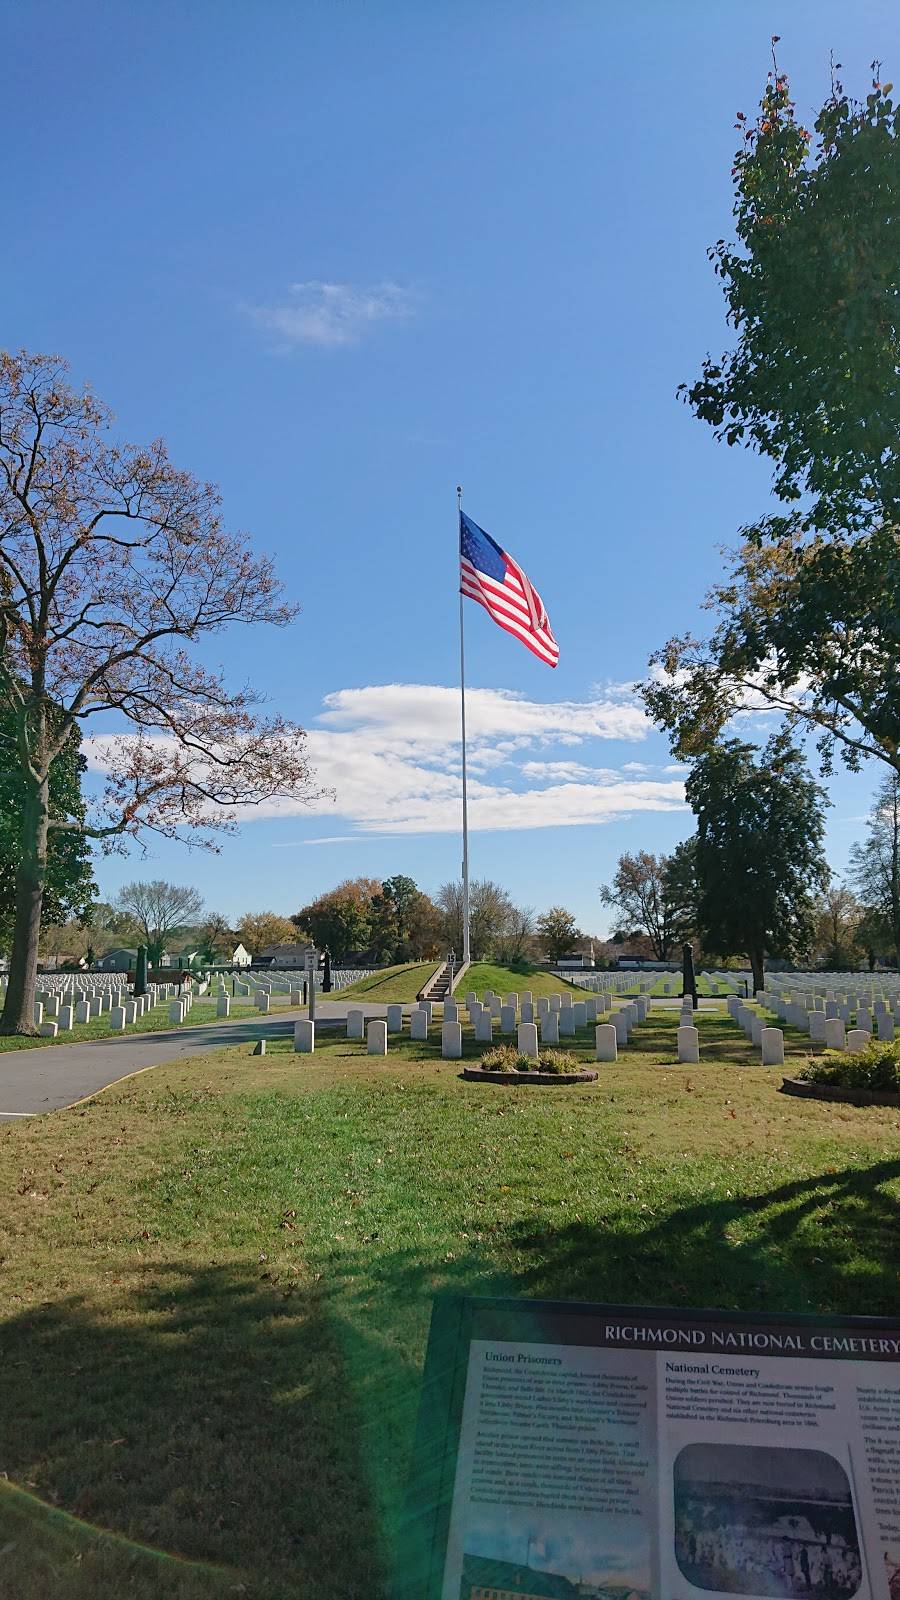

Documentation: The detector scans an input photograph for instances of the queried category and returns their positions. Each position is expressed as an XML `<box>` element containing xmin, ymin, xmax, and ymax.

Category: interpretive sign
<box><xmin>397</xmin><ymin>1296</ymin><xmax>900</xmax><ymax>1600</ymax></box>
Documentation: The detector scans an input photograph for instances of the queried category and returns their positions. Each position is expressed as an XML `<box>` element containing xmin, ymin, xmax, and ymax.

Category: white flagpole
<box><xmin>457</xmin><ymin>485</ymin><xmax>471</xmax><ymax>965</ymax></box>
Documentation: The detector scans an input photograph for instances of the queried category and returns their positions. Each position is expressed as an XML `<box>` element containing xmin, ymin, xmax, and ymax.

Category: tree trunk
<box><xmin>1</xmin><ymin>780</ymin><xmax>50</xmax><ymax>1035</ymax></box>
<box><xmin>749</xmin><ymin>946</ymin><xmax>765</xmax><ymax>997</ymax></box>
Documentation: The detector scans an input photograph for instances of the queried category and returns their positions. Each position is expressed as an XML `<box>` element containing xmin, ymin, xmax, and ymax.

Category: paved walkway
<box><xmin>0</xmin><ymin>1000</ymin><xmax>390</xmax><ymax>1119</ymax></box>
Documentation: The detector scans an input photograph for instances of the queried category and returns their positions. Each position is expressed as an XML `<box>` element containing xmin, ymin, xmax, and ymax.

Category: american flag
<box><xmin>459</xmin><ymin>511</ymin><xmax>559</xmax><ymax>668</ymax></box>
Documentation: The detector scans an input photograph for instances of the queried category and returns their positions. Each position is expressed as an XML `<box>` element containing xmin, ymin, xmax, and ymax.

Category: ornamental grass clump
<box><xmin>800</xmin><ymin>1039</ymin><xmax>900</xmax><ymax>1092</ymax></box>
<box><xmin>538</xmin><ymin>1049</ymin><xmax>571</xmax><ymax>1075</ymax></box>
<box><xmin>480</xmin><ymin>1044</ymin><xmax>517</xmax><ymax>1072</ymax></box>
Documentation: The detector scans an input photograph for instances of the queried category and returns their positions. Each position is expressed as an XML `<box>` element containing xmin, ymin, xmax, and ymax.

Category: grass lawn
<box><xmin>332</xmin><ymin>962</ymin><xmax>437</xmax><ymax>1002</ymax></box>
<box><xmin>454</xmin><ymin>961</ymin><xmax>590</xmax><ymax>999</ymax></box>
<box><xmin>1</xmin><ymin>1007</ymin><xmax>898</xmax><ymax>1597</ymax></box>
<box><xmin>0</xmin><ymin>997</ymin><xmax>304</xmax><ymax>1052</ymax></box>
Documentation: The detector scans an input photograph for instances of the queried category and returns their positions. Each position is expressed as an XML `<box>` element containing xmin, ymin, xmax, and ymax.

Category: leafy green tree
<box><xmin>686</xmin><ymin>735</ymin><xmax>828</xmax><ymax>993</ymax></box>
<box><xmin>849</xmin><ymin>774</ymin><xmax>900</xmax><ymax>962</ymax></box>
<box><xmin>643</xmin><ymin>65</ymin><xmax>900</xmax><ymax>779</ymax></box>
<box><xmin>811</xmin><ymin>884</ymin><xmax>862</xmax><ymax>970</ymax></box>
<box><xmin>0</xmin><ymin>705</ymin><xmax>94</xmax><ymax>952</ymax></box>
<box><xmin>369</xmin><ymin>874</ymin><xmax>420</xmax><ymax>962</ymax></box>
<box><xmin>536</xmin><ymin>906</ymin><xmax>582</xmax><ymax>965</ymax></box>
<box><xmin>293</xmin><ymin>879</ymin><xmax>381</xmax><ymax>962</ymax></box>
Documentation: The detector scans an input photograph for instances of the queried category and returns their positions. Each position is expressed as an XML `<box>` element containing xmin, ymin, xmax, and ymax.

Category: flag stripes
<box><xmin>458</xmin><ymin>512</ymin><xmax>559</xmax><ymax>668</ymax></box>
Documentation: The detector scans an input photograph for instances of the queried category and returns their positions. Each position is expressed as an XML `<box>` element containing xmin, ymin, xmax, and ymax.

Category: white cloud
<box><xmin>83</xmin><ymin>679</ymin><xmax>686</xmax><ymax>839</ymax></box>
<box><xmin>520</xmin><ymin>759</ymin><xmax>599</xmax><ymax>782</ymax></box>
<box><xmin>318</xmin><ymin>683</ymin><xmax>649</xmax><ymax>745</ymax></box>
<box><xmin>247</xmin><ymin>280</ymin><xmax>417</xmax><ymax>348</ymax></box>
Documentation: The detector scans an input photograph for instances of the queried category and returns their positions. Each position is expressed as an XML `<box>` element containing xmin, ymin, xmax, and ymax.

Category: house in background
<box><xmin>230</xmin><ymin>943</ymin><xmax>252</xmax><ymax>968</ymax></box>
<box><xmin>97</xmin><ymin>948</ymin><xmax>138</xmax><ymax>972</ymax></box>
<box><xmin>98</xmin><ymin>948</ymin><xmax>171</xmax><ymax>971</ymax></box>
<box><xmin>254</xmin><ymin>941</ymin><xmax>315</xmax><ymax>969</ymax></box>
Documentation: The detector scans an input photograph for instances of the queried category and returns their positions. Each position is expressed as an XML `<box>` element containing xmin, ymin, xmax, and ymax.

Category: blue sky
<box><xmin>4</xmin><ymin>0</ymin><xmax>894</xmax><ymax>934</ymax></box>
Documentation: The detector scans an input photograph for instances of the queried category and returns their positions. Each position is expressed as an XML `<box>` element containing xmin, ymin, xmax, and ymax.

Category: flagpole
<box><xmin>457</xmin><ymin>485</ymin><xmax>471</xmax><ymax>965</ymax></box>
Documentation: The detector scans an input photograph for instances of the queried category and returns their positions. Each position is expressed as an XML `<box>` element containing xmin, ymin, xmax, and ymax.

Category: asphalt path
<box><xmin>0</xmin><ymin>999</ymin><xmax>390</xmax><ymax>1119</ymax></box>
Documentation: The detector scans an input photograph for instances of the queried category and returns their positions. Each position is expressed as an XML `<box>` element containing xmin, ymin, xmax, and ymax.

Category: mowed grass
<box><xmin>0</xmin><ymin>997</ymin><xmax>297</xmax><ymax>1051</ymax></box>
<box><xmin>455</xmin><ymin>961</ymin><xmax>590</xmax><ymax>999</ymax></box>
<box><xmin>0</xmin><ymin>1007</ymin><xmax>898</xmax><ymax>1598</ymax></box>
<box><xmin>333</xmin><ymin>962</ymin><xmax>437</xmax><ymax>1001</ymax></box>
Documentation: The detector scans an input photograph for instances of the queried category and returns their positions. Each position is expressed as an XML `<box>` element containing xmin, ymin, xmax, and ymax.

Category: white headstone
<box><xmin>824</xmin><ymin>1018</ymin><xmax>846</xmax><ymax>1051</ymax></box>
<box><xmin>847</xmin><ymin>1029</ymin><xmax>870</xmax><ymax>1054</ymax></box>
<box><xmin>294</xmin><ymin>1020</ymin><xmax>315</xmax><ymax>1053</ymax></box>
<box><xmin>500</xmin><ymin>1005</ymin><xmax>516</xmax><ymax>1035</ymax></box>
<box><xmin>761</xmin><ymin>1027</ymin><xmax>784</xmax><ymax>1066</ymax></box>
<box><xmin>475</xmin><ymin>1010</ymin><xmax>493</xmax><ymax>1043</ymax></box>
<box><xmin>442</xmin><ymin>1021</ymin><xmax>462</xmax><ymax>1059</ymax></box>
<box><xmin>386</xmin><ymin>1004</ymin><xmax>404</xmax><ymax>1033</ymax></box>
<box><xmin>677</xmin><ymin>1025</ymin><xmax>700</xmax><ymax>1064</ymax></box>
<box><xmin>346</xmin><ymin>1010</ymin><xmax>365</xmax><ymax>1040</ymax></box>
<box><xmin>517</xmin><ymin>1022</ymin><xmax>539</xmax><ymax>1060</ymax></box>
<box><xmin>595</xmin><ymin>1023</ymin><xmax>617</xmax><ymax>1062</ymax></box>
<box><xmin>367</xmin><ymin>1019</ymin><xmax>388</xmax><ymax>1055</ymax></box>
<box><xmin>540</xmin><ymin>1012</ymin><xmax>559</xmax><ymax>1045</ymax></box>
<box><xmin>217</xmin><ymin>996</ymin><xmax>231</xmax><ymax>1018</ymax></box>
<box><xmin>410</xmin><ymin>1007</ymin><xmax>429</xmax><ymax>1041</ymax></box>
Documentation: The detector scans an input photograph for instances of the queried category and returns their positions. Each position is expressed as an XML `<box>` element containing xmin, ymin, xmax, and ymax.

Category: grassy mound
<box><xmin>334</xmin><ymin>962</ymin><xmax>438</xmax><ymax>1002</ymax></box>
<box><xmin>459</xmin><ymin>961</ymin><xmax>589</xmax><ymax>999</ymax></box>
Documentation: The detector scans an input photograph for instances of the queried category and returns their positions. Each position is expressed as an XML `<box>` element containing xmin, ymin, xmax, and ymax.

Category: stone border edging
<box><xmin>780</xmin><ymin>1075</ymin><xmax>900</xmax><ymax>1107</ymax></box>
<box><xmin>462</xmin><ymin>1067</ymin><xmax>599</xmax><ymax>1086</ymax></box>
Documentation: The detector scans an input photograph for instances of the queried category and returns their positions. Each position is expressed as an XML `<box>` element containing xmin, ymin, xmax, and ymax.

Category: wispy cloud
<box><xmin>84</xmin><ymin>680</ymin><xmax>687</xmax><ymax>839</ymax></box>
<box><xmin>246</xmin><ymin>280</ymin><xmax>417</xmax><ymax>348</ymax></box>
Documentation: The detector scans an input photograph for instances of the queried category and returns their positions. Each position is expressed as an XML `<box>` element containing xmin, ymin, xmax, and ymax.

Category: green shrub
<box><xmin>800</xmin><ymin>1038</ymin><xmax>900</xmax><ymax>1092</ymax></box>
<box><xmin>514</xmin><ymin>1052</ymin><xmax>538</xmax><ymax>1072</ymax></box>
<box><xmin>538</xmin><ymin>1049</ymin><xmax>572</xmax><ymax>1075</ymax></box>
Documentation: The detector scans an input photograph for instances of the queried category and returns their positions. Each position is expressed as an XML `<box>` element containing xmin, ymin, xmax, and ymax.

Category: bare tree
<box><xmin>0</xmin><ymin>351</ymin><xmax>318</xmax><ymax>1032</ymax></box>
<box><xmin>436</xmin><ymin>878</ymin><xmax>524</xmax><ymax>961</ymax></box>
<box><xmin>116</xmin><ymin>880</ymin><xmax>204</xmax><ymax>963</ymax></box>
<box><xmin>600</xmin><ymin>850</ymin><xmax>691</xmax><ymax>962</ymax></box>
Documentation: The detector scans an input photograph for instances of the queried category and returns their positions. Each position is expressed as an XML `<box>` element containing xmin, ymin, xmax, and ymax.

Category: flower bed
<box><xmin>782</xmin><ymin>1039</ymin><xmax>900</xmax><ymax>1106</ymax></box>
<box><xmin>464</xmin><ymin>1044</ymin><xmax>598</xmax><ymax>1086</ymax></box>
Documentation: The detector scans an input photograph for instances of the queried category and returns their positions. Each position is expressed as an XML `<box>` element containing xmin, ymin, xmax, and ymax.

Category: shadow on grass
<box><xmin>322</xmin><ymin>1155</ymin><xmax>900</xmax><ymax>1583</ymax></box>
<box><xmin>0</xmin><ymin>1263</ymin><xmax>384</xmax><ymax>1600</ymax></box>
<box><xmin>3</xmin><ymin>1162</ymin><xmax>898</xmax><ymax>1598</ymax></box>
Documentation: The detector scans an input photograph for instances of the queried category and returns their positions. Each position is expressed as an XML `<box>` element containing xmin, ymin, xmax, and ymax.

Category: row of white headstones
<box><xmin>290</xmin><ymin>989</ymin><xmax>652</xmax><ymax>1059</ymax></box>
<box><xmin>745</xmin><ymin>980</ymin><xmax>900</xmax><ymax>1054</ymax></box>
<box><xmin>6</xmin><ymin>979</ymin><xmax>203</xmax><ymax>1037</ymax></box>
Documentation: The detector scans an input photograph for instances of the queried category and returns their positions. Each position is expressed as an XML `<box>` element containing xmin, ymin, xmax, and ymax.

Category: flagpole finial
<box><xmin>456</xmin><ymin>484</ymin><xmax>462</xmax><ymax>508</ymax></box>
